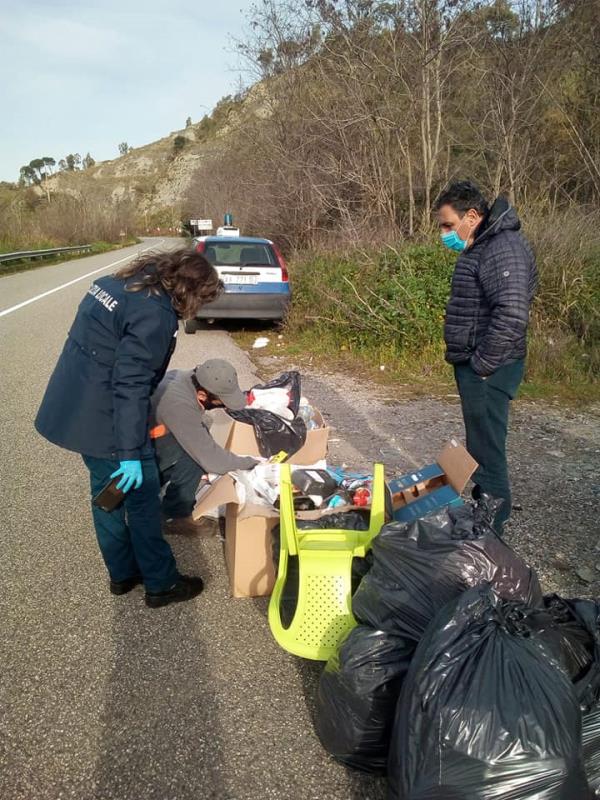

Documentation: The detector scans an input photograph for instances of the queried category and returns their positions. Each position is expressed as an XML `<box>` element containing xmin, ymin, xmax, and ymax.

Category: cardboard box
<box><xmin>225</xmin><ymin>506</ymin><xmax>278</xmax><ymax>598</ymax></box>
<box><xmin>206</xmin><ymin>407</ymin><xmax>330</xmax><ymax>465</ymax></box>
<box><xmin>388</xmin><ymin>438</ymin><xmax>477</xmax><ymax>523</ymax></box>
<box><xmin>194</xmin><ymin>407</ymin><xmax>331</xmax><ymax>598</ymax></box>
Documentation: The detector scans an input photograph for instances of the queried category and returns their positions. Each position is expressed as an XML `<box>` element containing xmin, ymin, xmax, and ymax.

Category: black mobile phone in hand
<box><xmin>92</xmin><ymin>476</ymin><xmax>125</xmax><ymax>512</ymax></box>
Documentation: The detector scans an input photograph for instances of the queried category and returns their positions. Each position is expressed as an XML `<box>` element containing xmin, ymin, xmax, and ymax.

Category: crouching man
<box><xmin>151</xmin><ymin>359</ymin><xmax>257</xmax><ymax>534</ymax></box>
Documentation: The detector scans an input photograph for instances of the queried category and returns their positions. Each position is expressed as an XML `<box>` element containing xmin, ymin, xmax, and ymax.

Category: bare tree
<box><xmin>188</xmin><ymin>0</ymin><xmax>600</xmax><ymax>249</ymax></box>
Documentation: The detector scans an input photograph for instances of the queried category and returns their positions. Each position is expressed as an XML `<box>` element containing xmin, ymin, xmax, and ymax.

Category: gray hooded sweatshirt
<box><xmin>150</xmin><ymin>369</ymin><xmax>257</xmax><ymax>474</ymax></box>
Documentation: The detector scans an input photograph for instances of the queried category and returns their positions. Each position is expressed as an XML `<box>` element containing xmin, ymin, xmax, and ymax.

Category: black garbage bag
<box><xmin>229</xmin><ymin>371</ymin><xmax>307</xmax><ymax>457</ymax></box>
<box><xmin>227</xmin><ymin>408</ymin><xmax>307</xmax><ymax>458</ymax></box>
<box><xmin>543</xmin><ymin>595</ymin><xmax>600</xmax><ymax>794</ymax></box>
<box><xmin>543</xmin><ymin>595</ymin><xmax>597</xmax><ymax>685</ymax></box>
<box><xmin>315</xmin><ymin>625</ymin><xmax>413</xmax><ymax>774</ymax></box>
<box><xmin>250</xmin><ymin>370</ymin><xmax>302</xmax><ymax>415</ymax></box>
<box><xmin>403</xmin><ymin>790</ymin><xmax>471</xmax><ymax>800</ymax></box>
<box><xmin>565</xmin><ymin>599</ymin><xmax>600</xmax><ymax>711</ymax></box>
<box><xmin>447</xmin><ymin>492</ymin><xmax>503</xmax><ymax>538</ymax></box>
<box><xmin>352</xmin><ymin>504</ymin><xmax>542</xmax><ymax>643</ymax></box>
<box><xmin>584</xmin><ymin>707</ymin><xmax>600</xmax><ymax>797</ymax></box>
<box><xmin>388</xmin><ymin>585</ymin><xmax>591</xmax><ymax>800</ymax></box>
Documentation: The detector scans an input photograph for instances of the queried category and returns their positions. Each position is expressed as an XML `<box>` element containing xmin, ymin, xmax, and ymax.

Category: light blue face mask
<box><xmin>441</xmin><ymin>230</ymin><xmax>468</xmax><ymax>252</ymax></box>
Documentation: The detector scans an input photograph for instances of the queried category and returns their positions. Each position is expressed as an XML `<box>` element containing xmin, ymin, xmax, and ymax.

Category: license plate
<box><xmin>222</xmin><ymin>274</ymin><xmax>258</xmax><ymax>285</ymax></box>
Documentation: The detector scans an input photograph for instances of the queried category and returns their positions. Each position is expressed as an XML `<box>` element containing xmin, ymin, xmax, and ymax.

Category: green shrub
<box><xmin>288</xmin><ymin>244</ymin><xmax>455</xmax><ymax>355</ymax></box>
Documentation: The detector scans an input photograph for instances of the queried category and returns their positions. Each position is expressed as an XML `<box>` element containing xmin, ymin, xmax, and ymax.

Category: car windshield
<box><xmin>203</xmin><ymin>242</ymin><xmax>276</xmax><ymax>267</ymax></box>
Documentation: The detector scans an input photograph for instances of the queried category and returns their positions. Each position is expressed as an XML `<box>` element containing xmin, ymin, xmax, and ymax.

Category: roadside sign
<box><xmin>190</xmin><ymin>219</ymin><xmax>213</xmax><ymax>229</ymax></box>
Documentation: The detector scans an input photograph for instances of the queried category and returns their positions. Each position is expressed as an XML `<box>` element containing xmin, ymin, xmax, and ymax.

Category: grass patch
<box><xmin>0</xmin><ymin>238</ymin><xmax>139</xmax><ymax>277</ymax></box>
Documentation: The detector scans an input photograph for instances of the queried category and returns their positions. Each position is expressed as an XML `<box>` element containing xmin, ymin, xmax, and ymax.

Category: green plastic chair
<box><xmin>268</xmin><ymin>463</ymin><xmax>386</xmax><ymax>661</ymax></box>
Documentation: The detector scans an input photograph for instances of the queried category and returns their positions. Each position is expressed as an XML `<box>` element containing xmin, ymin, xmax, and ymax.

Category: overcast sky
<box><xmin>0</xmin><ymin>0</ymin><xmax>254</xmax><ymax>182</ymax></box>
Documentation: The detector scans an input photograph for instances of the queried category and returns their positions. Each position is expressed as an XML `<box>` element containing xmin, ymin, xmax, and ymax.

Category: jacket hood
<box><xmin>476</xmin><ymin>197</ymin><xmax>521</xmax><ymax>243</ymax></box>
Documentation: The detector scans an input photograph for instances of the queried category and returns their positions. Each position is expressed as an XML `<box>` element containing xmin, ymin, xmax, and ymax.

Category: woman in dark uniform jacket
<box><xmin>35</xmin><ymin>247</ymin><xmax>221</xmax><ymax>608</ymax></box>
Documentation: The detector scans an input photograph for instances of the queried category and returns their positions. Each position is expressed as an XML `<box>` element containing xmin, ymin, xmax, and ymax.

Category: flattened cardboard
<box><xmin>437</xmin><ymin>437</ymin><xmax>478</xmax><ymax>494</ymax></box>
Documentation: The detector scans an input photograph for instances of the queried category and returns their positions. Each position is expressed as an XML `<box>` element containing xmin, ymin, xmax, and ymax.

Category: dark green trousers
<box><xmin>454</xmin><ymin>359</ymin><xmax>525</xmax><ymax>533</ymax></box>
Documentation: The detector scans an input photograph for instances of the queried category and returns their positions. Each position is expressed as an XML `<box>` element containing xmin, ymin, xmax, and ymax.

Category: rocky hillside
<box><xmin>40</xmin><ymin>87</ymin><xmax>265</xmax><ymax>224</ymax></box>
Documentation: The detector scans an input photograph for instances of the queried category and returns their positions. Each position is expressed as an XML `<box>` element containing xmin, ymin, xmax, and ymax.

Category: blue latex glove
<box><xmin>111</xmin><ymin>460</ymin><xmax>143</xmax><ymax>493</ymax></box>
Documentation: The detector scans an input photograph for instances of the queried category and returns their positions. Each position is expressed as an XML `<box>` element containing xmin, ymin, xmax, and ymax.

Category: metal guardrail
<box><xmin>0</xmin><ymin>244</ymin><xmax>93</xmax><ymax>264</ymax></box>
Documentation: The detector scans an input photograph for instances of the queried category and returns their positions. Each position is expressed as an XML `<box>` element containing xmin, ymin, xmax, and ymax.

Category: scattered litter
<box><xmin>379</xmin><ymin>365</ymin><xmax>385</xmax><ymax>372</ymax></box>
<box><xmin>252</xmin><ymin>337</ymin><xmax>270</xmax><ymax>349</ymax></box>
<box><xmin>379</xmin><ymin>448</ymin><xmax>400</xmax><ymax>459</ymax></box>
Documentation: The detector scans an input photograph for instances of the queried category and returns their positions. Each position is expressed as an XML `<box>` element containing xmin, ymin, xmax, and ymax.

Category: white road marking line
<box><xmin>0</xmin><ymin>240</ymin><xmax>164</xmax><ymax>319</ymax></box>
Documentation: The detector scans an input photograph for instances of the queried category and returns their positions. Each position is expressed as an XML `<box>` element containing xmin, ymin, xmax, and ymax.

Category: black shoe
<box><xmin>145</xmin><ymin>575</ymin><xmax>204</xmax><ymax>608</ymax></box>
<box><xmin>110</xmin><ymin>575</ymin><xmax>143</xmax><ymax>596</ymax></box>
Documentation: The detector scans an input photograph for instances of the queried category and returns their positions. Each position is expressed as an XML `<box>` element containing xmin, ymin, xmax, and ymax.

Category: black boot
<box><xmin>145</xmin><ymin>575</ymin><xmax>204</xmax><ymax>608</ymax></box>
<box><xmin>110</xmin><ymin>575</ymin><xmax>143</xmax><ymax>596</ymax></box>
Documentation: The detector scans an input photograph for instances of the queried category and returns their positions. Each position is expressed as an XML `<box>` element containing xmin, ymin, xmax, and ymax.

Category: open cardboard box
<box><xmin>194</xmin><ymin>407</ymin><xmax>332</xmax><ymax>598</ymax></box>
<box><xmin>388</xmin><ymin>438</ymin><xmax>477</xmax><ymax>522</ymax></box>
<box><xmin>206</xmin><ymin>407</ymin><xmax>330</xmax><ymax>465</ymax></box>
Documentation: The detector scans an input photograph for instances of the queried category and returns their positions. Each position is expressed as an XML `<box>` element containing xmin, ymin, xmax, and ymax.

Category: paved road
<box><xmin>0</xmin><ymin>241</ymin><xmax>384</xmax><ymax>800</ymax></box>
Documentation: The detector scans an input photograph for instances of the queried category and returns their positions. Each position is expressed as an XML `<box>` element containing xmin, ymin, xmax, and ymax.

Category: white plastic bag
<box><xmin>248</xmin><ymin>387</ymin><xmax>294</xmax><ymax>421</ymax></box>
<box><xmin>229</xmin><ymin>460</ymin><xmax>328</xmax><ymax>511</ymax></box>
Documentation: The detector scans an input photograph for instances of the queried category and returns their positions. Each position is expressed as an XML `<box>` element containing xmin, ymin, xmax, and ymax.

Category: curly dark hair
<box><xmin>114</xmin><ymin>246</ymin><xmax>222</xmax><ymax>318</ymax></box>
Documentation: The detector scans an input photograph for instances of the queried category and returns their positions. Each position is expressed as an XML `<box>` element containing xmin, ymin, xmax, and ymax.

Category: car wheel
<box><xmin>183</xmin><ymin>319</ymin><xmax>198</xmax><ymax>334</ymax></box>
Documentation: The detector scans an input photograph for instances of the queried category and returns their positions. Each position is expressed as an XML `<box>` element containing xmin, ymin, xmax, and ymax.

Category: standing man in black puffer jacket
<box><xmin>435</xmin><ymin>181</ymin><xmax>537</xmax><ymax>534</ymax></box>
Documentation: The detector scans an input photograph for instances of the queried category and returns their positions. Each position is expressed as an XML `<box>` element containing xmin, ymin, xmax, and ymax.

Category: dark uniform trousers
<box><xmin>454</xmin><ymin>359</ymin><xmax>525</xmax><ymax>533</ymax></box>
<box><xmin>154</xmin><ymin>433</ymin><xmax>205</xmax><ymax>520</ymax></box>
<box><xmin>82</xmin><ymin>455</ymin><xmax>179</xmax><ymax>593</ymax></box>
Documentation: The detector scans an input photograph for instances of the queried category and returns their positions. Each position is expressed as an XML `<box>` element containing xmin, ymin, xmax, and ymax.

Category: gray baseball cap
<box><xmin>194</xmin><ymin>359</ymin><xmax>247</xmax><ymax>410</ymax></box>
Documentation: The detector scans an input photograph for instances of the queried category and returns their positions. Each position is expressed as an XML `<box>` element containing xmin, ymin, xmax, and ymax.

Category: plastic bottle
<box><xmin>298</xmin><ymin>403</ymin><xmax>317</xmax><ymax>428</ymax></box>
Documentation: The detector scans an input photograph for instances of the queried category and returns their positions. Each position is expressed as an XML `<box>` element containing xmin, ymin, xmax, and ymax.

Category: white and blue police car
<box><xmin>186</xmin><ymin>230</ymin><xmax>292</xmax><ymax>333</ymax></box>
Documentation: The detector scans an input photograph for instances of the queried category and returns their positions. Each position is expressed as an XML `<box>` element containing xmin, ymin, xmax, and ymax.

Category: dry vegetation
<box><xmin>185</xmin><ymin>0</ymin><xmax>600</xmax><ymax>398</ymax></box>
